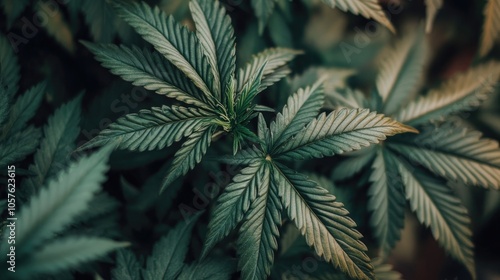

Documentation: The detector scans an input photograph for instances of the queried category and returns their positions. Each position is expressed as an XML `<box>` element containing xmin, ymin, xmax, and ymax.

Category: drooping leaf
<box><xmin>425</xmin><ymin>0</ymin><xmax>443</xmax><ymax>33</ymax></box>
<box><xmin>202</xmin><ymin>161</ymin><xmax>267</xmax><ymax>257</ymax></box>
<box><xmin>79</xmin><ymin>105</ymin><xmax>215</xmax><ymax>152</ymax></box>
<box><xmin>276</xmin><ymin>108</ymin><xmax>417</xmax><ymax>161</ymax></box>
<box><xmin>24</xmin><ymin>95</ymin><xmax>82</xmax><ymax>192</ymax></box>
<box><xmin>190</xmin><ymin>0</ymin><xmax>236</xmax><ymax>100</ymax></box>
<box><xmin>397</xmin><ymin>161</ymin><xmax>475</xmax><ymax>279</ymax></box>
<box><xmin>161</xmin><ymin>125</ymin><xmax>216</xmax><ymax>192</ymax></box>
<box><xmin>20</xmin><ymin>236</ymin><xmax>128</xmax><ymax>276</ymax></box>
<box><xmin>273</xmin><ymin>163</ymin><xmax>374</xmax><ymax>280</ymax></box>
<box><xmin>367</xmin><ymin>148</ymin><xmax>405</xmax><ymax>257</ymax></box>
<box><xmin>321</xmin><ymin>0</ymin><xmax>395</xmax><ymax>33</ymax></box>
<box><xmin>237</xmin><ymin>164</ymin><xmax>281</xmax><ymax>280</ymax></box>
<box><xmin>112</xmin><ymin>250</ymin><xmax>142</xmax><ymax>280</ymax></box>
<box><xmin>390</xmin><ymin>124</ymin><xmax>500</xmax><ymax>189</ymax></box>
<box><xmin>376</xmin><ymin>27</ymin><xmax>427</xmax><ymax>115</ymax></box>
<box><xmin>480</xmin><ymin>0</ymin><xmax>500</xmax><ymax>57</ymax></box>
<box><xmin>0</xmin><ymin>126</ymin><xmax>41</xmax><ymax>167</ymax></box>
<box><xmin>82</xmin><ymin>43</ymin><xmax>211</xmax><ymax>109</ymax></box>
<box><xmin>112</xmin><ymin>1</ymin><xmax>217</xmax><ymax>105</ymax></box>
<box><xmin>270</xmin><ymin>82</ymin><xmax>325</xmax><ymax>150</ymax></box>
<box><xmin>395</xmin><ymin>61</ymin><xmax>500</xmax><ymax>126</ymax></box>
<box><xmin>237</xmin><ymin>48</ymin><xmax>302</xmax><ymax>93</ymax></box>
<box><xmin>143</xmin><ymin>213</ymin><xmax>201</xmax><ymax>280</ymax></box>
<box><xmin>5</xmin><ymin>146</ymin><xmax>112</xmax><ymax>255</ymax></box>
<box><xmin>1</xmin><ymin>82</ymin><xmax>46</xmax><ymax>138</ymax></box>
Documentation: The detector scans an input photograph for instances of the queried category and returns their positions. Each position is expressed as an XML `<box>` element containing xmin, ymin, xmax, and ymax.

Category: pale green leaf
<box><xmin>397</xmin><ymin>161</ymin><xmax>475</xmax><ymax>279</ymax></box>
<box><xmin>202</xmin><ymin>161</ymin><xmax>267</xmax><ymax>257</ymax></box>
<box><xmin>367</xmin><ymin>148</ymin><xmax>405</xmax><ymax>257</ymax></box>
<box><xmin>270</xmin><ymin>82</ymin><xmax>324</xmax><ymax>150</ymax></box>
<box><xmin>83</xmin><ymin>43</ymin><xmax>211</xmax><ymax>109</ymax></box>
<box><xmin>161</xmin><ymin>125</ymin><xmax>216</xmax><ymax>192</ymax></box>
<box><xmin>7</xmin><ymin>146</ymin><xmax>111</xmax><ymax>255</ymax></box>
<box><xmin>190</xmin><ymin>0</ymin><xmax>236</xmax><ymax>100</ymax></box>
<box><xmin>390</xmin><ymin>124</ymin><xmax>500</xmax><ymax>189</ymax></box>
<box><xmin>395</xmin><ymin>61</ymin><xmax>500</xmax><ymax>126</ymax></box>
<box><xmin>273</xmin><ymin>163</ymin><xmax>373</xmax><ymax>280</ymax></box>
<box><xmin>20</xmin><ymin>236</ymin><xmax>128</xmax><ymax>276</ymax></box>
<box><xmin>237</xmin><ymin>48</ymin><xmax>302</xmax><ymax>93</ymax></box>
<box><xmin>321</xmin><ymin>0</ymin><xmax>395</xmax><ymax>33</ymax></box>
<box><xmin>372</xmin><ymin>258</ymin><xmax>403</xmax><ymax>280</ymax></box>
<box><xmin>276</xmin><ymin>108</ymin><xmax>417</xmax><ymax>161</ymax></box>
<box><xmin>113</xmin><ymin>1</ymin><xmax>217</xmax><ymax>105</ymax></box>
<box><xmin>112</xmin><ymin>250</ymin><xmax>142</xmax><ymax>280</ymax></box>
<box><xmin>238</xmin><ymin>170</ymin><xmax>281</xmax><ymax>280</ymax></box>
<box><xmin>79</xmin><ymin>105</ymin><xmax>215</xmax><ymax>151</ymax></box>
<box><xmin>331</xmin><ymin>147</ymin><xmax>376</xmax><ymax>181</ymax></box>
<box><xmin>376</xmin><ymin>27</ymin><xmax>427</xmax><ymax>115</ymax></box>
<box><xmin>24</xmin><ymin>95</ymin><xmax>82</xmax><ymax>192</ymax></box>
<box><xmin>480</xmin><ymin>0</ymin><xmax>500</xmax><ymax>57</ymax></box>
<box><xmin>215</xmin><ymin>145</ymin><xmax>264</xmax><ymax>165</ymax></box>
<box><xmin>143</xmin><ymin>214</ymin><xmax>200</xmax><ymax>280</ymax></box>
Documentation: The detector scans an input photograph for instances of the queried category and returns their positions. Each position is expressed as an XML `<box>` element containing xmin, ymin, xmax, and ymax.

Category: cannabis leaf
<box><xmin>0</xmin><ymin>146</ymin><xmax>127</xmax><ymax>278</ymax></box>
<box><xmin>111</xmin><ymin>213</ymin><xmax>234</xmax><ymax>280</ymax></box>
<box><xmin>325</xmin><ymin>27</ymin><xmax>500</xmax><ymax>278</ymax></box>
<box><xmin>424</xmin><ymin>0</ymin><xmax>443</xmax><ymax>33</ymax></box>
<box><xmin>203</xmin><ymin>83</ymin><xmax>414</xmax><ymax>280</ymax></box>
<box><xmin>81</xmin><ymin>0</ymin><xmax>300</xmax><ymax>192</ymax></box>
<box><xmin>480</xmin><ymin>0</ymin><xmax>500</xmax><ymax>57</ymax></box>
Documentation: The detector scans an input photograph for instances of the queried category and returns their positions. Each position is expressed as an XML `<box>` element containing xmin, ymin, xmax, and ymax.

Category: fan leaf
<box><xmin>79</xmin><ymin>105</ymin><xmax>215</xmax><ymax>152</ymax></box>
<box><xmin>273</xmin><ymin>163</ymin><xmax>373</xmax><ymax>280</ymax></box>
<box><xmin>395</xmin><ymin>61</ymin><xmax>500</xmax><ymax>126</ymax></box>
<box><xmin>276</xmin><ymin>108</ymin><xmax>417</xmax><ymax>161</ymax></box>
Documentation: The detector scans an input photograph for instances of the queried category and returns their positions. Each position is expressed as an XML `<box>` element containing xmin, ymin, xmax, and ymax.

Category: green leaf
<box><xmin>325</xmin><ymin>87</ymin><xmax>368</xmax><ymax>110</ymax></box>
<box><xmin>143</xmin><ymin>213</ymin><xmax>201</xmax><ymax>280</ymax></box>
<box><xmin>376</xmin><ymin>27</ymin><xmax>427</xmax><ymax>115</ymax></box>
<box><xmin>479</xmin><ymin>0</ymin><xmax>500</xmax><ymax>57</ymax></box>
<box><xmin>113</xmin><ymin>1</ymin><xmax>217</xmax><ymax>105</ymax></box>
<box><xmin>276</xmin><ymin>108</ymin><xmax>417</xmax><ymax>161</ymax></box>
<box><xmin>270</xmin><ymin>83</ymin><xmax>324</xmax><ymax>150</ymax></box>
<box><xmin>0</xmin><ymin>34</ymin><xmax>20</xmax><ymax>124</ymax></box>
<box><xmin>161</xmin><ymin>125</ymin><xmax>216</xmax><ymax>192</ymax></box>
<box><xmin>390</xmin><ymin>123</ymin><xmax>500</xmax><ymax>189</ymax></box>
<box><xmin>190</xmin><ymin>0</ymin><xmax>236</xmax><ymax>100</ymax></box>
<box><xmin>24</xmin><ymin>95</ymin><xmax>82</xmax><ymax>192</ymax></box>
<box><xmin>1</xmin><ymin>81</ymin><xmax>46</xmax><ymax>139</ymax></box>
<box><xmin>20</xmin><ymin>236</ymin><xmax>128</xmax><ymax>276</ymax></box>
<box><xmin>112</xmin><ymin>250</ymin><xmax>142</xmax><ymax>280</ymax></box>
<box><xmin>202</xmin><ymin>161</ymin><xmax>267</xmax><ymax>257</ymax></box>
<box><xmin>215</xmin><ymin>146</ymin><xmax>264</xmax><ymax>165</ymax></box>
<box><xmin>367</xmin><ymin>148</ymin><xmax>405</xmax><ymax>257</ymax></box>
<box><xmin>4</xmin><ymin>146</ymin><xmax>112</xmax><ymax>255</ymax></box>
<box><xmin>397</xmin><ymin>161</ymin><xmax>475</xmax><ymax>279</ymax></box>
<box><xmin>372</xmin><ymin>258</ymin><xmax>403</xmax><ymax>280</ymax></box>
<box><xmin>321</xmin><ymin>0</ymin><xmax>395</xmax><ymax>33</ymax></box>
<box><xmin>395</xmin><ymin>61</ymin><xmax>500</xmax><ymax>126</ymax></box>
<box><xmin>237</xmin><ymin>48</ymin><xmax>302</xmax><ymax>93</ymax></box>
<box><xmin>79</xmin><ymin>105</ymin><xmax>215</xmax><ymax>151</ymax></box>
<box><xmin>0</xmin><ymin>126</ymin><xmax>41</xmax><ymax>167</ymax></box>
<box><xmin>251</xmin><ymin>0</ymin><xmax>276</xmax><ymax>33</ymax></box>
<box><xmin>236</xmin><ymin>61</ymin><xmax>266</xmax><ymax>113</ymax></box>
<box><xmin>237</xmin><ymin>167</ymin><xmax>281</xmax><ymax>280</ymax></box>
<box><xmin>178</xmin><ymin>257</ymin><xmax>235</xmax><ymax>280</ymax></box>
<box><xmin>81</xmin><ymin>0</ymin><xmax>119</xmax><ymax>43</ymax></box>
<box><xmin>273</xmin><ymin>163</ymin><xmax>373</xmax><ymax>280</ymax></box>
<box><xmin>82</xmin><ymin>43</ymin><xmax>211</xmax><ymax>109</ymax></box>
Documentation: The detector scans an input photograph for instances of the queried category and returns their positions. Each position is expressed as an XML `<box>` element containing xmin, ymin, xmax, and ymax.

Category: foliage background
<box><xmin>1</xmin><ymin>0</ymin><xmax>500</xmax><ymax>279</ymax></box>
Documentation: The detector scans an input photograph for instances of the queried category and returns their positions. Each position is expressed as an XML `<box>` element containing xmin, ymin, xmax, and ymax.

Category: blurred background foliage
<box><xmin>1</xmin><ymin>0</ymin><xmax>500</xmax><ymax>279</ymax></box>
